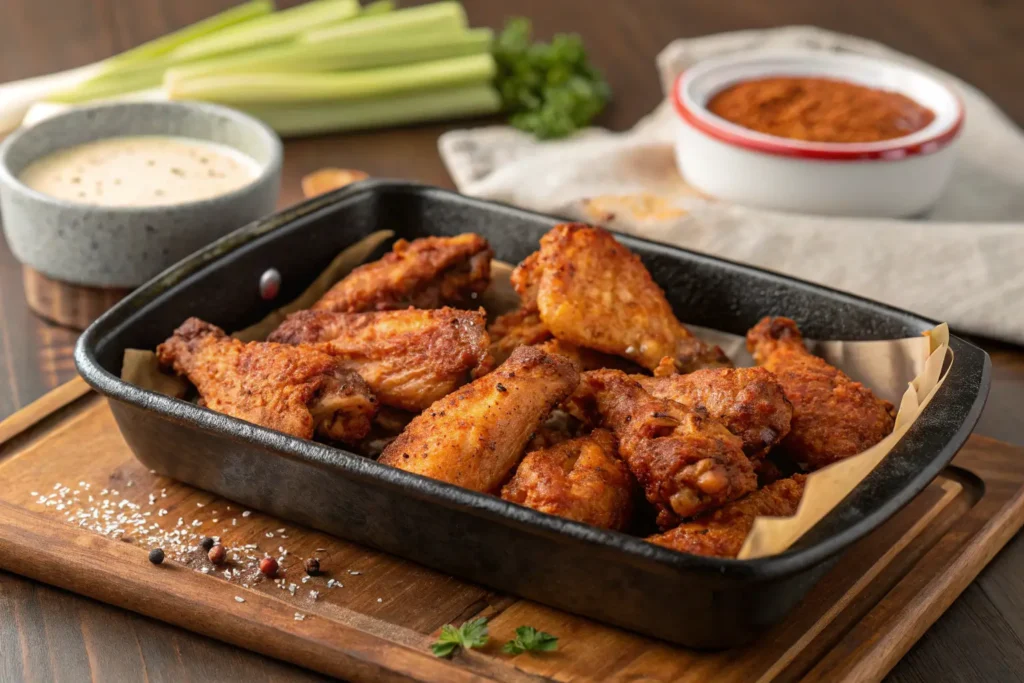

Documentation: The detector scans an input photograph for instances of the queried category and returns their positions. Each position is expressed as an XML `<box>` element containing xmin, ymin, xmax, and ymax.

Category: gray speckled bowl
<box><xmin>0</xmin><ymin>101</ymin><xmax>282</xmax><ymax>287</ymax></box>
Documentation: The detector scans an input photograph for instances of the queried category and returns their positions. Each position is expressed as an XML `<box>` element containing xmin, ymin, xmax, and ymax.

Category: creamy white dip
<box><xmin>18</xmin><ymin>136</ymin><xmax>260</xmax><ymax>207</ymax></box>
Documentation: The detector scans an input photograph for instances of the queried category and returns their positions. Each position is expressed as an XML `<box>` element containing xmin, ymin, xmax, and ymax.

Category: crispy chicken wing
<box><xmin>157</xmin><ymin>318</ymin><xmax>376</xmax><ymax>443</ymax></box>
<box><xmin>501</xmin><ymin>429</ymin><xmax>633</xmax><ymax>531</ymax></box>
<box><xmin>487</xmin><ymin>306</ymin><xmax>552</xmax><ymax>366</ymax></box>
<box><xmin>523</xmin><ymin>223</ymin><xmax>729</xmax><ymax>373</ymax></box>
<box><xmin>313</xmin><ymin>234</ymin><xmax>493</xmax><ymax>313</ymax></box>
<box><xmin>487</xmin><ymin>307</ymin><xmax>640</xmax><ymax>373</ymax></box>
<box><xmin>646</xmin><ymin>474</ymin><xmax>806</xmax><ymax>558</ymax></box>
<box><xmin>268</xmin><ymin>307</ymin><xmax>492</xmax><ymax>412</ymax></box>
<box><xmin>747</xmin><ymin>317</ymin><xmax>896</xmax><ymax>470</ymax></box>
<box><xmin>537</xmin><ymin>339</ymin><xmax>645</xmax><ymax>374</ymax></box>
<box><xmin>570</xmin><ymin>369</ymin><xmax>756</xmax><ymax>527</ymax></box>
<box><xmin>636</xmin><ymin>367</ymin><xmax>793</xmax><ymax>460</ymax></box>
<box><xmin>510</xmin><ymin>250</ymin><xmax>542</xmax><ymax>306</ymax></box>
<box><xmin>379</xmin><ymin>346</ymin><xmax>580</xmax><ymax>492</ymax></box>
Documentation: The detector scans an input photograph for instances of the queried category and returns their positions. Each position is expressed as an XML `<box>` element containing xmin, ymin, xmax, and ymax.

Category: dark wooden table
<box><xmin>2</xmin><ymin>1</ymin><xmax>1023</xmax><ymax>680</ymax></box>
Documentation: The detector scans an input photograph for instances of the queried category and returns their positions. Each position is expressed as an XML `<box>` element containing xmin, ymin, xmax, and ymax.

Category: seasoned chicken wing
<box><xmin>636</xmin><ymin>367</ymin><xmax>793</xmax><ymax>460</ymax></box>
<box><xmin>501</xmin><ymin>429</ymin><xmax>633</xmax><ymax>531</ymax></box>
<box><xmin>487</xmin><ymin>306</ymin><xmax>552</xmax><ymax>366</ymax></box>
<box><xmin>524</xmin><ymin>223</ymin><xmax>730</xmax><ymax>373</ymax></box>
<box><xmin>268</xmin><ymin>307</ymin><xmax>493</xmax><ymax>412</ymax></box>
<box><xmin>537</xmin><ymin>339</ymin><xmax>645</xmax><ymax>374</ymax></box>
<box><xmin>747</xmin><ymin>317</ymin><xmax>896</xmax><ymax>470</ymax></box>
<box><xmin>379</xmin><ymin>346</ymin><xmax>579</xmax><ymax>492</ymax></box>
<box><xmin>570</xmin><ymin>369</ymin><xmax>756</xmax><ymax>527</ymax></box>
<box><xmin>510</xmin><ymin>250</ymin><xmax>542</xmax><ymax>306</ymax></box>
<box><xmin>647</xmin><ymin>475</ymin><xmax>806</xmax><ymax>558</ymax></box>
<box><xmin>157</xmin><ymin>318</ymin><xmax>376</xmax><ymax>443</ymax></box>
<box><xmin>487</xmin><ymin>307</ymin><xmax>639</xmax><ymax>372</ymax></box>
<box><xmin>313</xmin><ymin>234</ymin><xmax>493</xmax><ymax>313</ymax></box>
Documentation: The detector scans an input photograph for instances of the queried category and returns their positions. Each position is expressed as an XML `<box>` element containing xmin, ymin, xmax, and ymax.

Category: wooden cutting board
<box><xmin>2</xmin><ymin>378</ymin><xmax>1024</xmax><ymax>683</ymax></box>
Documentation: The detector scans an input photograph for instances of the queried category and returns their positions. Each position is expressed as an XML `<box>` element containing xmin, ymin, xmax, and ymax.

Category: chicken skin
<box><xmin>487</xmin><ymin>307</ymin><xmax>639</xmax><ymax>373</ymax></box>
<box><xmin>157</xmin><ymin>318</ymin><xmax>376</xmax><ymax>443</ymax></box>
<box><xmin>268</xmin><ymin>307</ymin><xmax>493</xmax><ymax>412</ymax></box>
<box><xmin>536</xmin><ymin>339</ymin><xmax>645</xmax><ymax>374</ymax></box>
<box><xmin>520</xmin><ymin>223</ymin><xmax>730</xmax><ymax>373</ymax></box>
<box><xmin>636</xmin><ymin>367</ymin><xmax>793</xmax><ymax>460</ymax></box>
<box><xmin>510</xmin><ymin>250</ymin><xmax>542</xmax><ymax>305</ymax></box>
<box><xmin>313</xmin><ymin>234</ymin><xmax>493</xmax><ymax>313</ymax></box>
<box><xmin>647</xmin><ymin>474</ymin><xmax>807</xmax><ymax>558</ymax></box>
<box><xmin>379</xmin><ymin>346</ymin><xmax>579</xmax><ymax>493</ymax></box>
<box><xmin>570</xmin><ymin>369</ymin><xmax>756</xmax><ymax>527</ymax></box>
<box><xmin>501</xmin><ymin>429</ymin><xmax>633</xmax><ymax>531</ymax></box>
<box><xmin>747</xmin><ymin>317</ymin><xmax>896</xmax><ymax>471</ymax></box>
<box><xmin>487</xmin><ymin>306</ymin><xmax>552</xmax><ymax>366</ymax></box>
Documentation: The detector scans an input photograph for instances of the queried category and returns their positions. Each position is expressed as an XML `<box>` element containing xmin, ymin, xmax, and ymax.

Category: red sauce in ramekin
<box><xmin>706</xmin><ymin>77</ymin><xmax>936</xmax><ymax>143</ymax></box>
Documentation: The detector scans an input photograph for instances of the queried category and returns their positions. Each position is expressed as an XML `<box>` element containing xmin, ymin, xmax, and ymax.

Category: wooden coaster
<box><xmin>22</xmin><ymin>265</ymin><xmax>132</xmax><ymax>330</ymax></box>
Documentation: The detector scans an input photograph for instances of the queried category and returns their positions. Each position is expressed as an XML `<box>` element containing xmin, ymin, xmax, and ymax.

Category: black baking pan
<box><xmin>74</xmin><ymin>181</ymin><xmax>990</xmax><ymax>648</ymax></box>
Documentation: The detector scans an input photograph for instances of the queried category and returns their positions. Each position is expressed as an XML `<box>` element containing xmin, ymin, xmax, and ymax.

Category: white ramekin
<box><xmin>672</xmin><ymin>50</ymin><xmax>965</xmax><ymax>218</ymax></box>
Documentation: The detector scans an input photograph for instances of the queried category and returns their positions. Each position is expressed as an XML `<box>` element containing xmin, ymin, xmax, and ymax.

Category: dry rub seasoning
<box><xmin>707</xmin><ymin>77</ymin><xmax>935</xmax><ymax>143</ymax></box>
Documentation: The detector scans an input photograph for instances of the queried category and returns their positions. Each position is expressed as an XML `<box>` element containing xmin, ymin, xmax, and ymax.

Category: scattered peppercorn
<box><xmin>148</xmin><ymin>548</ymin><xmax>165</xmax><ymax>565</ymax></box>
<box><xmin>259</xmin><ymin>557</ymin><xmax>279</xmax><ymax>578</ymax></box>
<box><xmin>304</xmin><ymin>557</ymin><xmax>321</xmax><ymax>576</ymax></box>
<box><xmin>208</xmin><ymin>544</ymin><xmax>226</xmax><ymax>565</ymax></box>
<box><xmin>199</xmin><ymin>537</ymin><xmax>214</xmax><ymax>551</ymax></box>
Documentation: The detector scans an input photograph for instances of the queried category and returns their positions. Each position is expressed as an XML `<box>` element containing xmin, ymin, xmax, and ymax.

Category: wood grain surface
<box><xmin>3</xmin><ymin>388</ymin><xmax>1024</xmax><ymax>682</ymax></box>
<box><xmin>1</xmin><ymin>1</ymin><xmax>1023</xmax><ymax>681</ymax></box>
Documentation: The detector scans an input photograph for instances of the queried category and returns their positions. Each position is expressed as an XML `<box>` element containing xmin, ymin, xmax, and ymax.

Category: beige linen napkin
<box><xmin>439</xmin><ymin>27</ymin><xmax>1024</xmax><ymax>344</ymax></box>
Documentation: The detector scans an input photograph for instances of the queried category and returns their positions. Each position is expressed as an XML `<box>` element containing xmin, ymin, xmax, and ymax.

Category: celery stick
<box><xmin>301</xmin><ymin>1</ymin><xmax>466</xmax><ymax>43</ymax></box>
<box><xmin>47</xmin><ymin>64</ymin><xmax>170</xmax><ymax>103</ymax></box>
<box><xmin>171</xmin><ymin>0</ymin><xmax>360</xmax><ymax>61</ymax></box>
<box><xmin>165</xmin><ymin>28</ymin><xmax>491</xmax><ymax>82</ymax></box>
<box><xmin>167</xmin><ymin>53</ymin><xmax>496</xmax><ymax>104</ymax></box>
<box><xmin>241</xmin><ymin>83</ymin><xmax>501</xmax><ymax>136</ymax></box>
<box><xmin>0</xmin><ymin>1</ymin><xmax>273</xmax><ymax>130</ymax></box>
<box><xmin>106</xmin><ymin>0</ymin><xmax>274</xmax><ymax>67</ymax></box>
<box><xmin>0</xmin><ymin>63</ymin><xmax>106</xmax><ymax>134</ymax></box>
<box><xmin>360</xmin><ymin>0</ymin><xmax>394</xmax><ymax>16</ymax></box>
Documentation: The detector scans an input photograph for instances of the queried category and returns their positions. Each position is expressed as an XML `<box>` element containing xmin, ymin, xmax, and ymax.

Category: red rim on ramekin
<box><xmin>672</xmin><ymin>51</ymin><xmax>966</xmax><ymax>161</ymax></box>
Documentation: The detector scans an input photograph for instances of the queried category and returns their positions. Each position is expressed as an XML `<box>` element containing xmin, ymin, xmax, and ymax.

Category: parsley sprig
<box><xmin>493</xmin><ymin>17</ymin><xmax>611</xmax><ymax>139</ymax></box>
<box><xmin>431</xmin><ymin>617</ymin><xmax>489</xmax><ymax>658</ymax></box>
<box><xmin>430</xmin><ymin>619</ymin><xmax>559</xmax><ymax>658</ymax></box>
<box><xmin>502</xmin><ymin>625</ymin><xmax>559</xmax><ymax>655</ymax></box>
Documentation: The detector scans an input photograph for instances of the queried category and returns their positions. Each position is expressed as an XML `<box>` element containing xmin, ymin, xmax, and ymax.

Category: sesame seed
<box><xmin>234</xmin><ymin>596</ymin><xmax>245</xmax><ymax>603</ymax></box>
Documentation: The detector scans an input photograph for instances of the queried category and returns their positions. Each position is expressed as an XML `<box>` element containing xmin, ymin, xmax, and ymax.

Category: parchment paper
<box><xmin>122</xmin><ymin>232</ymin><xmax>952</xmax><ymax>559</ymax></box>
